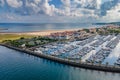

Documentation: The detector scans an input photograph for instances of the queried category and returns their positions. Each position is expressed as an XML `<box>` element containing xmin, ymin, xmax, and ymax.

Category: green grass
<box><xmin>0</xmin><ymin>34</ymin><xmax>35</xmax><ymax>42</ymax></box>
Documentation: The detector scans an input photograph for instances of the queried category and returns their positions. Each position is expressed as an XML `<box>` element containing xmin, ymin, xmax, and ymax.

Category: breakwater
<box><xmin>0</xmin><ymin>43</ymin><xmax>120</xmax><ymax>73</ymax></box>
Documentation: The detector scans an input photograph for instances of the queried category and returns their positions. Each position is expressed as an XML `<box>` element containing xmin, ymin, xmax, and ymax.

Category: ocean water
<box><xmin>0</xmin><ymin>46</ymin><xmax>120</xmax><ymax>80</ymax></box>
<box><xmin>0</xmin><ymin>23</ymin><xmax>101</xmax><ymax>32</ymax></box>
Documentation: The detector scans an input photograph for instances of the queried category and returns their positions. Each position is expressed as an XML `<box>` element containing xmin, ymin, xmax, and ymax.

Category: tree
<box><xmin>96</xmin><ymin>28</ymin><xmax>99</xmax><ymax>32</ymax></box>
<box><xmin>20</xmin><ymin>37</ymin><xmax>25</xmax><ymax>40</ymax></box>
<box><xmin>83</xmin><ymin>29</ymin><xmax>90</xmax><ymax>33</ymax></box>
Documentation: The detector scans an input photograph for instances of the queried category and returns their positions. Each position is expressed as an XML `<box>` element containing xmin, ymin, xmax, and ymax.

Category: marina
<box><xmin>1</xmin><ymin>25</ymin><xmax>120</xmax><ymax>74</ymax></box>
<box><xmin>1</xmin><ymin>0</ymin><xmax>120</xmax><ymax>79</ymax></box>
<box><xmin>34</xmin><ymin>34</ymin><xmax>120</xmax><ymax>66</ymax></box>
<box><xmin>2</xmin><ymin>25</ymin><xmax>120</xmax><ymax>73</ymax></box>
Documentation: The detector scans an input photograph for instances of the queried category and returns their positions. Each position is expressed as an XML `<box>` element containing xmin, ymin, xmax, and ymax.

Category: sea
<box><xmin>0</xmin><ymin>23</ymin><xmax>103</xmax><ymax>32</ymax></box>
<box><xmin>0</xmin><ymin>46</ymin><xmax>120</xmax><ymax>80</ymax></box>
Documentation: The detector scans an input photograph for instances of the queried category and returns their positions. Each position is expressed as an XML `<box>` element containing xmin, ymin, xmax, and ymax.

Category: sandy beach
<box><xmin>0</xmin><ymin>29</ymin><xmax>79</xmax><ymax>36</ymax></box>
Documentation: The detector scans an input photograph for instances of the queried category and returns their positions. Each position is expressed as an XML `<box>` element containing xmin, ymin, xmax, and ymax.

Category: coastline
<box><xmin>0</xmin><ymin>43</ymin><xmax>120</xmax><ymax>73</ymax></box>
<box><xmin>0</xmin><ymin>29</ymin><xmax>79</xmax><ymax>42</ymax></box>
<box><xmin>0</xmin><ymin>29</ymin><xmax>79</xmax><ymax>36</ymax></box>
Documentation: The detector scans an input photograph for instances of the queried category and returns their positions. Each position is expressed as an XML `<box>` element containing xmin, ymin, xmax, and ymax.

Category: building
<box><xmin>49</xmin><ymin>31</ymin><xmax>75</xmax><ymax>40</ymax></box>
<box><xmin>89</xmin><ymin>28</ymin><xmax>97</xmax><ymax>34</ymax></box>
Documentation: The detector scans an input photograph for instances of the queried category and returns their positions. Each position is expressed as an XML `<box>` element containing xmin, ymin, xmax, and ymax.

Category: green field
<box><xmin>0</xmin><ymin>34</ymin><xmax>35</xmax><ymax>42</ymax></box>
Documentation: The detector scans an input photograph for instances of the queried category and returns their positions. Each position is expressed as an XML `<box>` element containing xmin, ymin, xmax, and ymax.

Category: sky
<box><xmin>0</xmin><ymin>0</ymin><xmax>120</xmax><ymax>23</ymax></box>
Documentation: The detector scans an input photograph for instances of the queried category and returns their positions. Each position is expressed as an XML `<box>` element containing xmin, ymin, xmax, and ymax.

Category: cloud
<box><xmin>0</xmin><ymin>0</ymin><xmax>120</xmax><ymax>23</ymax></box>
<box><xmin>5</xmin><ymin>0</ymin><xmax>55</xmax><ymax>16</ymax></box>
<box><xmin>72</xmin><ymin>0</ymin><xmax>101</xmax><ymax>9</ymax></box>
<box><xmin>6</xmin><ymin>0</ymin><xmax>23</xmax><ymax>8</ymax></box>
<box><xmin>41</xmin><ymin>0</ymin><xmax>55</xmax><ymax>16</ymax></box>
<box><xmin>100</xmin><ymin>0</ymin><xmax>120</xmax><ymax>17</ymax></box>
<box><xmin>101</xmin><ymin>2</ymin><xmax>120</xmax><ymax>22</ymax></box>
<box><xmin>61</xmin><ymin>0</ymin><xmax>71</xmax><ymax>15</ymax></box>
<box><xmin>34</xmin><ymin>0</ymin><xmax>42</xmax><ymax>4</ymax></box>
<box><xmin>0</xmin><ymin>0</ymin><xmax>4</xmax><ymax>7</ymax></box>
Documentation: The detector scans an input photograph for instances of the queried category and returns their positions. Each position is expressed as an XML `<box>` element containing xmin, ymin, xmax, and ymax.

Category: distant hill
<box><xmin>93</xmin><ymin>22</ymin><xmax>120</xmax><ymax>25</ymax></box>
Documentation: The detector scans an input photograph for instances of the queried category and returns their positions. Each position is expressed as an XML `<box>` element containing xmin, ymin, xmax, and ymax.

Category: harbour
<box><xmin>1</xmin><ymin>40</ymin><xmax>120</xmax><ymax>73</ymax></box>
<box><xmin>1</xmin><ymin>0</ymin><xmax>120</xmax><ymax>79</ymax></box>
<box><xmin>1</xmin><ymin>25</ymin><xmax>120</xmax><ymax>73</ymax></box>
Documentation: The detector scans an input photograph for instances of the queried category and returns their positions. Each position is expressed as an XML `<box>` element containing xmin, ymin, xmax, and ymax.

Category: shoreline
<box><xmin>0</xmin><ymin>43</ymin><xmax>120</xmax><ymax>73</ymax></box>
<box><xmin>0</xmin><ymin>29</ymin><xmax>79</xmax><ymax>36</ymax></box>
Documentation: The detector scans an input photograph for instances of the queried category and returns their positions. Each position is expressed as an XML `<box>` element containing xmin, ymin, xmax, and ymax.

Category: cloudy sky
<box><xmin>0</xmin><ymin>0</ymin><xmax>120</xmax><ymax>23</ymax></box>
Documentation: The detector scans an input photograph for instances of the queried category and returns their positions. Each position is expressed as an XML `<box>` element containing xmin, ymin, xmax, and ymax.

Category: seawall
<box><xmin>0</xmin><ymin>43</ymin><xmax>120</xmax><ymax>73</ymax></box>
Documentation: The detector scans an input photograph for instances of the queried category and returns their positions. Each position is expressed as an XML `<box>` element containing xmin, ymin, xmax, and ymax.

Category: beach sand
<box><xmin>0</xmin><ymin>29</ymin><xmax>79</xmax><ymax>36</ymax></box>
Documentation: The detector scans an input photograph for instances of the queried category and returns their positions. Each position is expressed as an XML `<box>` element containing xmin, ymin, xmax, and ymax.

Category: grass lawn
<box><xmin>0</xmin><ymin>34</ymin><xmax>36</xmax><ymax>42</ymax></box>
